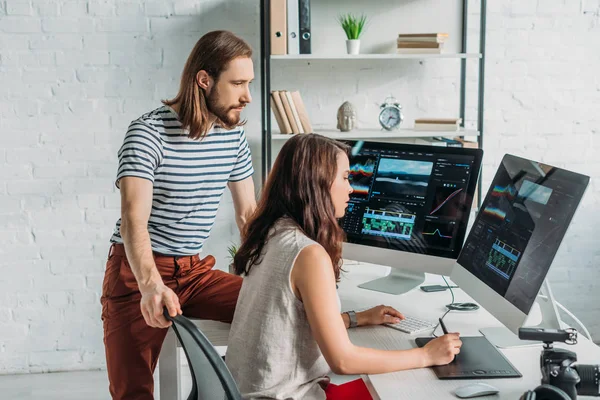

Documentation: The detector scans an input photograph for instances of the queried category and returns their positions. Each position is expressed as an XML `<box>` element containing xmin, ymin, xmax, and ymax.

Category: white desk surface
<box><xmin>337</xmin><ymin>262</ymin><xmax>600</xmax><ymax>400</ymax></box>
<box><xmin>195</xmin><ymin>261</ymin><xmax>600</xmax><ymax>399</ymax></box>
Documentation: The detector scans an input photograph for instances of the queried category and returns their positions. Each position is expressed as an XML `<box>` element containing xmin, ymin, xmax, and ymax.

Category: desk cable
<box><xmin>428</xmin><ymin>276</ymin><xmax>480</xmax><ymax>337</ymax></box>
<box><xmin>431</xmin><ymin>308</ymin><xmax>451</xmax><ymax>338</ymax></box>
<box><xmin>433</xmin><ymin>280</ymin><xmax>593</xmax><ymax>342</ymax></box>
<box><xmin>441</xmin><ymin>276</ymin><xmax>479</xmax><ymax>312</ymax></box>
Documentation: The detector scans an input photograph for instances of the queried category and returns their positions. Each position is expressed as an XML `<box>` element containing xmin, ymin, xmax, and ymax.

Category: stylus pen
<box><xmin>439</xmin><ymin>318</ymin><xmax>449</xmax><ymax>335</ymax></box>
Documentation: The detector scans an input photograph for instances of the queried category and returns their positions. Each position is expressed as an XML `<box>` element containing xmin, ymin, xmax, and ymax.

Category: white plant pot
<box><xmin>346</xmin><ymin>39</ymin><xmax>360</xmax><ymax>55</ymax></box>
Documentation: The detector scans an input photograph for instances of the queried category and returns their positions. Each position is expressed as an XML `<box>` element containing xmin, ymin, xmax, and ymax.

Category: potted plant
<box><xmin>227</xmin><ymin>243</ymin><xmax>238</xmax><ymax>275</ymax></box>
<box><xmin>338</xmin><ymin>13</ymin><xmax>367</xmax><ymax>55</ymax></box>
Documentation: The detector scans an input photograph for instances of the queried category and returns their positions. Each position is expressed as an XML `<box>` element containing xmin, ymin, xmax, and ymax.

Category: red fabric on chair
<box><xmin>324</xmin><ymin>378</ymin><xmax>373</xmax><ymax>400</ymax></box>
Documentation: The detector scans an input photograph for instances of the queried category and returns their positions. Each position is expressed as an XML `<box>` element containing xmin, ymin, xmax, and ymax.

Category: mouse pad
<box><xmin>415</xmin><ymin>336</ymin><xmax>522</xmax><ymax>379</ymax></box>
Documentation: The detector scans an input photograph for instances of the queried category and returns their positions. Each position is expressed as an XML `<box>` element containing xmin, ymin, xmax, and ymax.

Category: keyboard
<box><xmin>385</xmin><ymin>315</ymin><xmax>437</xmax><ymax>335</ymax></box>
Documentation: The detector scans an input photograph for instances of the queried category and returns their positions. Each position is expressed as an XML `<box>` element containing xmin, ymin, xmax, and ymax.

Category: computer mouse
<box><xmin>454</xmin><ymin>382</ymin><xmax>499</xmax><ymax>398</ymax></box>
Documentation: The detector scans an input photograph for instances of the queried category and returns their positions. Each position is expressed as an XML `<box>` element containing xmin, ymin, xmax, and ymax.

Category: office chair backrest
<box><xmin>164</xmin><ymin>310</ymin><xmax>242</xmax><ymax>400</ymax></box>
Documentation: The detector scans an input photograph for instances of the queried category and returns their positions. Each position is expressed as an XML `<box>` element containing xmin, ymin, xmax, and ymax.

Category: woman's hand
<box><xmin>357</xmin><ymin>305</ymin><xmax>405</xmax><ymax>326</ymax></box>
<box><xmin>422</xmin><ymin>333</ymin><xmax>462</xmax><ymax>366</ymax></box>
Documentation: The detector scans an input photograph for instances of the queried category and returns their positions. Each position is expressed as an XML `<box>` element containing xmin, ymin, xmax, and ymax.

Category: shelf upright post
<box><xmin>260</xmin><ymin>0</ymin><xmax>272</xmax><ymax>185</ymax></box>
<box><xmin>477</xmin><ymin>0</ymin><xmax>487</xmax><ymax>208</ymax></box>
<box><xmin>459</xmin><ymin>0</ymin><xmax>468</xmax><ymax>126</ymax></box>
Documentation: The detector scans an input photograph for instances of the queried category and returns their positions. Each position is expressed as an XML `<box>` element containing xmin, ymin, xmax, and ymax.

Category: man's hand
<box><xmin>358</xmin><ymin>305</ymin><xmax>405</xmax><ymax>326</ymax></box>
<box><xmin>139</xmin><ymin>283</ymin><xmax>183</xmax><ymax>328</ymax></box>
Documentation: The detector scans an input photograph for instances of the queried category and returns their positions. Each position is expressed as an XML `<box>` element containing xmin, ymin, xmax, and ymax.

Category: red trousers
<box><xmin>101</xmin><ymin>243</ymin><xmax>242</xmax><ymax>400</ymax></box>
<box><xmin>325</xmin><ymin>378</ymin><xmax>373</xmax><ymax>400</ymax></box>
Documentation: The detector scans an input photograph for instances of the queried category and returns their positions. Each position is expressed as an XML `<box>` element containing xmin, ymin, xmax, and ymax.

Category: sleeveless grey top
<box><xmin>226</xmin><ymin>219</ymin><xmax>338</xmax><ymax>399</ymax></box>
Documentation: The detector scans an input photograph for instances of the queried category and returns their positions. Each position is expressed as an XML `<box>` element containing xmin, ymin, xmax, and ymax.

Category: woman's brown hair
<box><xmin>163</xmin><ymin>30</ymin><xmax>252</xmax><ymax>140</ymax></box>
<box><xmin>234</xmin><ymin>134</ymin><xmax>350</xmax><ymax>281</ymax></box>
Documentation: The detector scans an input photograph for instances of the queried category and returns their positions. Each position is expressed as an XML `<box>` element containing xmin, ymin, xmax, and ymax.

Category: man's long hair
<box><xmin>233</xmin><ymin>134</ymin><xmax>350</xmax><ymax>281</ymax></box>
<box><xmin>163</xmin><ymin>30</ymin><xmax>252</xmax><ymax>140</ymax></box>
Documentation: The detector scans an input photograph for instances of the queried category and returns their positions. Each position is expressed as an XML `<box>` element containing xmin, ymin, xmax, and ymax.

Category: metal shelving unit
<box><xmin>260</xmin><ymin>0</ymin><xmax>487</xmax><ymax>204</ymax></box>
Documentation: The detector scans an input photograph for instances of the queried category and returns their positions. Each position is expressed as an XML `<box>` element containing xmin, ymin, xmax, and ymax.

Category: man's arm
<box><xmin>228</xmin><ymin>176</ymin><xmax>257</xmax><ymax>233</ymax></box>
<box><xmin>119</xmin><ymin>176</ymin><xmax>182</xmax><ymax>328</ymax></box>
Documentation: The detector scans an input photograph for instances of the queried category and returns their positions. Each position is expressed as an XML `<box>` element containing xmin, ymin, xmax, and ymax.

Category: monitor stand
<box><xmin>358</xmin><ymin>268</ymin><xmax>425</xmax><ymax>295</ymax></box>
<box><xmin>480</xmin><ymin>280</ymin><xmax>562</xmax><ymax>348</ymax></box>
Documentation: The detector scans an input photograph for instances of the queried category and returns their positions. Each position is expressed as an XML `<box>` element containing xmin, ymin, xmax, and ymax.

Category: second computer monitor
<box><xmin>339</xmin><ymin>140</ymin><xmax>483</xmax><ymax>294</ymax></box>
<box><xmin>451</xmin><ymin>154</ymin><xmax>589</xmax><ymax>346</ymax></box>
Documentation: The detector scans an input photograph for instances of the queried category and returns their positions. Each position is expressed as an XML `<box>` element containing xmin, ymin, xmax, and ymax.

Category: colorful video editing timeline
<box><xmin>342</xmin><ymin>145</ymin><xmax>475</xmax><ymax>256</ymax></box>
<box><xmin>361</xmin><ymin>208</ymin><xmax>415</xmax><ymax>240</ymax></box>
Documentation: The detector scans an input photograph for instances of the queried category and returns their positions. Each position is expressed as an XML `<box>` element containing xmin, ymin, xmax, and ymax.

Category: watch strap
<box><xmin>346</xmin><ymin>310</ymin><xmax>358</xmax><ymax>328</ymax></box>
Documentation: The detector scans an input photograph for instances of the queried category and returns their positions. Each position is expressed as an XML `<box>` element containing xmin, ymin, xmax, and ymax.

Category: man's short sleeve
<box><xmin>115</xmin><ymin>120</ymin><xmax>164</xmax><ymax>188</ymax></box>
<box><xmin>229</xmin><ymin>128</ymin><xmax>254</xmax><ymax>182</ymax></box>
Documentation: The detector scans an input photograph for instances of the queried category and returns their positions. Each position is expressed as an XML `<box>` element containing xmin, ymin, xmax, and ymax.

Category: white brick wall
<box><xmin>0</xmin><ymin>0</ymin><xmax>598</xmax><ymax>375</ymax></box>
<box><xmin>480</xmin><ymin>0</ymin><xmax>600</xmax><ymax>340</ymax></box>
<box><xmin>0</xmin><ymin>0</ymin><xmax>261</xmax><ymax>374</ymax></box>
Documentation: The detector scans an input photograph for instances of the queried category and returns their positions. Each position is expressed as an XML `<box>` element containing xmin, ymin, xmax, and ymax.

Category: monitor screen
<box><xmin>339</xmin><ymin>140</ymin><xmax>483</xmax><ymax>259</ymax></box>
<box><xmin>457</xmin><ymin>154</ymin><xmax>589</xmax><ymax>315</ymax></box>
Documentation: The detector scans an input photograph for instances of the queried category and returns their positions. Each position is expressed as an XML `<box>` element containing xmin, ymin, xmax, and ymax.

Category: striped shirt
<box><xmin>110</xmin><ymin>105</ymin><xmax>254</xmax><ymax>255</ymax></box>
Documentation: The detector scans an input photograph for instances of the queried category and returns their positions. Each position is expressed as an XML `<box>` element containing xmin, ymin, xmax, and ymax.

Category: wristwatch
<box><xmin>346</xmin><ymin>310</ymin><xmax>358</xmax><ymax>329</ymax></box>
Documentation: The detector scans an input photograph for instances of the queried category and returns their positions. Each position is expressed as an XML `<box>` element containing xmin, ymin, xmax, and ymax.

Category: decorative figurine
<box><xmin>337</xmin><ymin>101</ymin><xmax>357</xmax><ymax>132</ymax></box>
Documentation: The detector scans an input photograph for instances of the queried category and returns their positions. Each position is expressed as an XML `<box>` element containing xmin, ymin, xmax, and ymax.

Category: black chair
<box><xmin>163</xmin><ymin>309</ymin><xmax>242</xmax><ymax>400</ymax></box>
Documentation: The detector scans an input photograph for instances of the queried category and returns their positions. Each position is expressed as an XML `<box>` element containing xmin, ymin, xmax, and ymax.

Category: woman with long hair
<box><xmin>225</xmin><ymin>134</ymin><xmax>462</xmax><ymax>399</ymax></box>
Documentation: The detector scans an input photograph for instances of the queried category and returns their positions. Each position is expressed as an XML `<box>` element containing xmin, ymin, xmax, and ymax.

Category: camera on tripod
<box><xmin>518</xmin><ymin>327</ymin><xmax>599</xmax><ymax>400</ymax></box>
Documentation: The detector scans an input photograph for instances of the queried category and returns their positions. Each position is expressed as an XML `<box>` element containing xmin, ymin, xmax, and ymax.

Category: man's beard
<box><xmin>206</xmin><ymin>88</ymin><xmax>242</xmax><ymax>127</ymax></box>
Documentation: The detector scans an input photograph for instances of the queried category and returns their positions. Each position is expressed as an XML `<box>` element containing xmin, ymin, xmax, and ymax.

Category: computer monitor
<box><xmin>339</xmin><ymin>140</ymin><xmax>483</xmax><ymax>294</ymax></box>
<box><xmin>451</xmin><ymin>154</ymin><xmax>590</xmax><ymax>348</ymax></box>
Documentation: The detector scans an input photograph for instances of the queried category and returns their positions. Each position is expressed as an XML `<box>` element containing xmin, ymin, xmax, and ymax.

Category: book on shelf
<box><xmin>270</xmin><ymin>92</ymin><xmax>292</xmax><ymax>134</ymax></box>
<box><xmin>286</xmin><ymin>0</ymin><xmax>300</xmax><ymax>55</ymax></box>
<box><xmin>284</xmin><ymin>91</ymin><xmax>304</xmax><ymax>134</ymax></box>
<box><xmin>433</xmin><ymin>137</ymin><xmax>465</xmax><ymax>147</ymax></box>
<box><xmin>290</xmin><ymin>91</ymin><xmax>313</xmax><ymax>133</ymax></box>
<box><xmin>414</xmin><ymin>138</ymin><xmax>447</xmax><ymax>147</ymax></box>
<box><xmin>298</xmin><ymin>0</ymin><xmax>311</xmax><ymax>54</ymax></box>
<box><xmin>397</xmin><ymin>41</ymin><xmax>443</xmax><ymax>49</ymax></box>
<box><xmin>397</xmin><ymin>48</ymin><xmax>443</xmax><ymax>54</ymax></box>
<box><xmin>277</xmin><ymin>91</ymin><xmax>300</xmax><ymax>134</ymax></box>
<box><xmin>451</xmin><ymin>137</ymin><xmax>478</xmax><ymax>149</ymax></box>
<box><xmin>397</xmin><ymin>33</ymin><xmax>449</xmax><ymax>43</ymax></box>
<box><xmin>414</xmin><ymin>136</ymin><xmax>478</xmax><ymax>149</ymax></box>
<box><xmin>270</xmin><ymin>0</ymin><xmax>287</xmax><ymax>55</ymax></box>
<box><xmin>271</xmin><ymin>90</ymin><xmax>313</xmax><ymax>134</ymax></box>
<box><xmin>414</xmin><ymin>118</ymin><xmax>462</xmax><ymax>131</ymax></box>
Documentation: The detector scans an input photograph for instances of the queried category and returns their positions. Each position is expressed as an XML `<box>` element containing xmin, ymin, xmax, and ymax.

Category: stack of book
<box><xmin>270</xmin><ymin>90</ymin><xmax>313</xmax><ymax>134</ymax></box>
<box><xmin>414</xmin><ymin>118</ymin><xmax>462</xmax><ymax>132</ymax></box>
<box><xmin>414</xmin><ymin>137</ymin><xmax>477</xmax><ymax>148</ymax></box>
<box><xmin>397</xmin><ymin>33</ymin><xmax>448</xmax><ymax>54</ymax></box>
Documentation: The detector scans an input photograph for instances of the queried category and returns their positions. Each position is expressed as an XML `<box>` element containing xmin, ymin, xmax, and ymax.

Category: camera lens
<box><xmin>574</xmin><ymin>364</ymin><xmax>600</xmax><ymax>397</ymax></box>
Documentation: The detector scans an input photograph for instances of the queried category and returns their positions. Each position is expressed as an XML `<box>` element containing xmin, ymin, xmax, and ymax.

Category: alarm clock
<box><xmin>378</xmin><ymin>96</ymin><xmax>404</xmax><ymax>131</ymax></box>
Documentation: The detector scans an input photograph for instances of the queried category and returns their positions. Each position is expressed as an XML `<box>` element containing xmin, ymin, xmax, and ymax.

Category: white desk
<box><xmin>158</xmin><ymin>262</ymin><xmax>600</xmax><ymax>400</ymax></box>
<box><xmin>338</xmin><ymin>262</ymin><xmax>600</xmax><ymax>400</ymax></box>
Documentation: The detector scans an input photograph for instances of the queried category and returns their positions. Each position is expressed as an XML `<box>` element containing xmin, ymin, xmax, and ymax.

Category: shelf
<box><xmin>271</xmin><ymin>128</ymin><xmax>479</xmax><ymax>141</ymax></box>
<box><xmin>271</xmin><ymin>53</ymin><xmax>482</xmax><ymax>61</ymax></box>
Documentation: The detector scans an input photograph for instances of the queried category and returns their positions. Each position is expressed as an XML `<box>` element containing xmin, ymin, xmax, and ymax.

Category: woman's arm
<box><xmin>290</xmin><ymin>244</ymin><xmax>461</xmax><ymax>375</ymax></box>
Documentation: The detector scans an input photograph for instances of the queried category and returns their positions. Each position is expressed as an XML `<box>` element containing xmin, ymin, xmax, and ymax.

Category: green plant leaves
<box><xmin>337</xmin><ymin>13</ymin><xmax>367</xmax><ymax>40</ymax></box>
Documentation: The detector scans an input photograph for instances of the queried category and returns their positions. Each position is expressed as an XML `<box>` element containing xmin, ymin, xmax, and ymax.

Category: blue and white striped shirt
<box><xmin>110</xmin><ymin>105</ymin><xmax>254</xmax><ymax>255</ymax></box>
